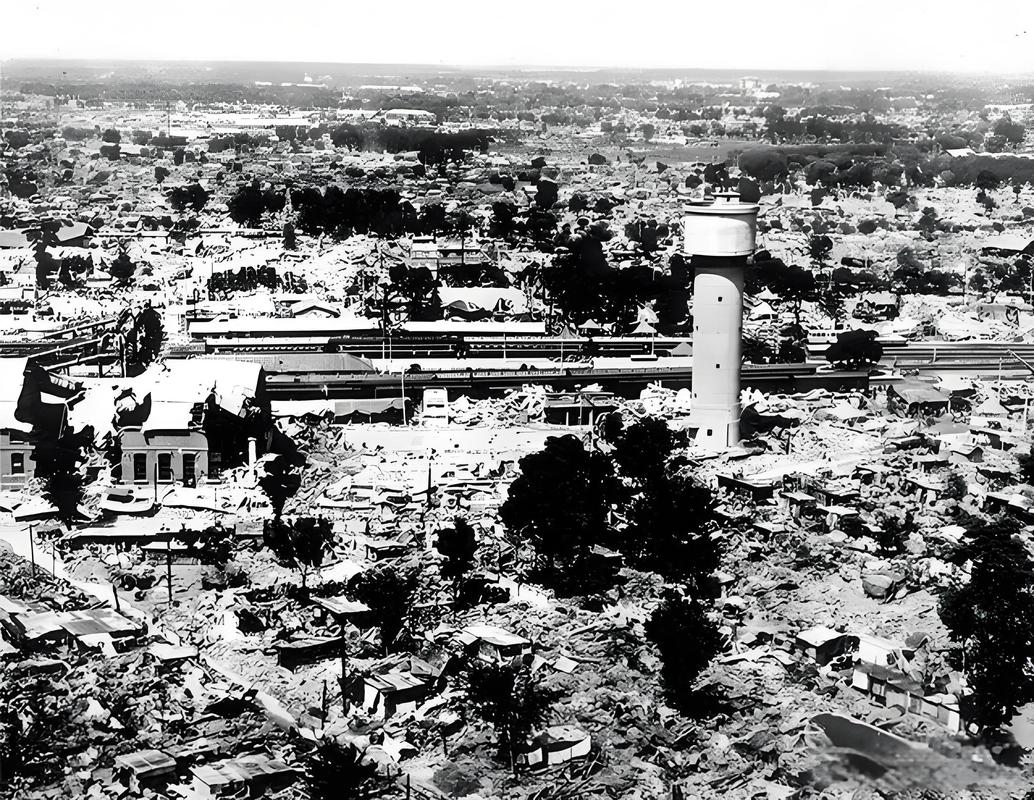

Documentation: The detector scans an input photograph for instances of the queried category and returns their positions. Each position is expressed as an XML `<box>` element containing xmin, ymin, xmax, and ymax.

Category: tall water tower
<box><xmin>684</xmin><ymin>190</ymin><xmax>759</xmax><ymax>449</ymax></box>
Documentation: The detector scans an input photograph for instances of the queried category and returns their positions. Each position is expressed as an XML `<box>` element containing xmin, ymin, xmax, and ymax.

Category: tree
<box><xmin>500</xmin><ymin>435</ymin><xmax>616</xmax><ymax>594</ymax></box>
<box><xmin>227</xmin><ymin>181</ymin><xmax>267</xmax><ymax>227</ymax></box>
<box><xmin>169</xmin><ymin>182</ymin><xmax>209</xmax><ymax>213</ymax></box>
<box><xmin>808</xmin><ymin>234</ymin><xmax>833</xmax><ymax>269</ymax></box>
<box><xmin>994</xmin><ymin>116</ymin><xmax>1025</xmax><ymax>145</ymax></box>
<box><xmin>3</xmin><ymin>130</ymin><xmax>31</xmax><ymax>149</ymax></box>
<box><xmin>118</xmin><ymin>306</ymin><xmax>164</xmax><ymax>372</ymax></box>
<box><xmin>33</xmin><ymin>242</ymin><xmax>59</xmax><ymax>289</ymax></box>
<box><xmin>535</xmin><ymin>178</ymin><xmax>559</xmax><ymax>210</ymax></box>
<box><xmin>462</xmin><ymin>660</ymin><xmax>553</xmax><ymax>776</ymax></box>
<box><xmin>304</xmin><ymin>740</ymin><xmax>389</xmax><ymax>800</ymax></box>
<box><xmin>607</xmin><ymin>417</ymin><xmax>718</xmax><ymax>583</ymax></box>
<box><xmin>768</xmin><ymin>263</ymin><xmax>816</xmax><ymax>327</ymax></box>
<box><xmin>263</xmin><ymin>516</ymin><xmax>335</xmax><ymax>590</ymax></box>
<box><xmin>645</xmin><ymin>589</ymin><xmax>725</xmax><ymax>712</ymax></box>
<box><xmin>108</xmin><ymin>249</ymin><xmax>136</xmax><ymax>285</ymax></box>
<box><xmin>101</xmin><ymin>128</ymin><xmax>121</xmax><ymax>144</ymax></box>
<box><xmin>436</xmin><ymin>517</ymin><xmax>477</xmax><ymax>606</ymax></box>
<box><xmin>940</xmin><ymin>519</ymin><xmax>1034</xmax><ymax>732</ymax></box>
<box><xmin>640</xmin><ymin>122</ymin><xmax>656</xmax><ymax>142</ymax></box>
<box><xmin>283</xmin><ymin>222</ymin><xmax>297</xmax><ymax>250</ymax></box>
<box><xmin>258</xmin><ymin>454</ymin><xmax>302</xmax><ymax>520</ymax></box>
<box><xmin>347</xmin><ymin>565</ymin><xmax>418</xmax><ymax>653</ymax></box>
<box><xmin>975</xmin><ymin>169</ymin><xmax>1001</xmax><ymax>193</ymax></box>
<box><xmin>738</xmin><ymin>147</ymin><xmax>788</xmax><ymax>182</ymax></box>
<box><xmin>32</xmin><ymin>427</ymin><xmax>90</xmax><ymax>525</ymax></box>
<box><xmin>154</xmin><ymin>166</ymin><xmax>170</xmax><ymax>185</ymax></box>
<box><xmin>1017</xmin><ymin>446</ymin><xmax>1034</xmax><ymax>485</ymax></box>
<box><xmin>825</xmin><ymin>329</ymin><xmax>883</xmax><ymax>370</ymax></box>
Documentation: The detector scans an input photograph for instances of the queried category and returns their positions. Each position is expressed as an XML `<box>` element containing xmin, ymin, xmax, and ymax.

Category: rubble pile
<box><xmin>429</xmin><ymin>386</ymin><xmax>550</xmax><ymax>427</ymax></box>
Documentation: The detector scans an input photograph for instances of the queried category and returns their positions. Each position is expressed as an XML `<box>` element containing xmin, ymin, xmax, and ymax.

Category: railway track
<box><xmin>264</xmin><ymin>362</ymin><xmax>870</xmax><ymax>401</ymax></box>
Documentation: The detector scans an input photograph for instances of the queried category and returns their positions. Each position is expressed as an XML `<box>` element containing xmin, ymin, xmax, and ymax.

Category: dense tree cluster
<box><xmin>226</xmin><ymin>181</ymin><xmax>286</xmax><ymax>228</ymax></box>
<box><xmin>500</xmin><ymin>435</ymin><xmax>617</xmax><ymax>595</ymax></box>
<box><xmin>940</xmin><ymin>518</ymin><xmax>1034</xmax><ymax>733</ymax></box>
<box><xmin>501</xmin><ymin>419</ymin><xmax>719</xmax><ymax>597</ymax></box>
<box><xmin>543</xmin><ymin>230</ymin><xmax>691</xmax><ymax>331</ymax></box>
<box><xmin>892</xmin><ymin>248</ymin><xmax>961</xmax><ymax>295</ymax></box>
<box><xmin>461</xmin><ymin>660</ymin><xmax>553</xmax><ymax>776</ymax></box>
<box><xmin>286</xmin><ymin>185</ymin><xmax>468</xmax><ymax>239</ymax></box>
<box><xmin>347</xmin><ymin>565</ymin><xmax>420</xmax><ymax>654</ymax></box>
<box><xmin>328</xmin><ymin>124</ymin><xmax>495</xmax><ymax>165</ymax></box>
<box><xmin>762</xmin><ymin>106</ymin><xmax>907</xmax><ymax>145</ymax></box>
<box><xmin>606</xmin><ymin>417</ymin><xmax>718</xmax><ymax>584</ymax></box>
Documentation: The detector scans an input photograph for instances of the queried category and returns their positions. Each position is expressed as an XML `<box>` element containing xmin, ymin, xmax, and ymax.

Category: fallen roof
<box><xmin>461</xmin><ymin>624</ymin><xmax>531</xmax><ymax>648</ymax></box>
<box><xmin>0</xmin><ymin>357</ymin><xmax>30</xmax><ymax>432</ymax></box>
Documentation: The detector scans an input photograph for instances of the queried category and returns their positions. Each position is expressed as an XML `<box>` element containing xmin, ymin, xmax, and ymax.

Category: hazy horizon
<box><xmin>3</xmin><ymin>0</ymin><xmax>1033</xmax><ymax>75</ymax></box>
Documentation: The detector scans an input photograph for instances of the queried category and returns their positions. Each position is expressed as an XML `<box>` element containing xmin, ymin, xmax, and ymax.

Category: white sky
<box><xmin>2</xmin><ymin>0</ymin><xmax>1033</xmax><ymax>74</ymax></box>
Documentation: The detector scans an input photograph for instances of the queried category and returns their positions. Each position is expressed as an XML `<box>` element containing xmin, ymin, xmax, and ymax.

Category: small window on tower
<box><xmin>717</xmin><ymin>296</ymin><xmax>723</xmax><ymax>302</ymax></box>
<box><xmin>715</xmin><ymin>363</ymin><xmax>720</xmax><ymax>369</ymax></box>
<box><xmin>706</xmin><ymin>429</ymin><xmax>713</xmax><ymax>437</ymax></box>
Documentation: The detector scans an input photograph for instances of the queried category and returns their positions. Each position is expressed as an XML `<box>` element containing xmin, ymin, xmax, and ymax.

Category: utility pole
<box><xmin>401</xmin><ymin>367</ymin><xmax>407</xmax><ymax>425</ymax></box>
<box><xmin>166</xmin><ymin>537</ymin><xmax>173</xmax><ymax>605</ymax></box>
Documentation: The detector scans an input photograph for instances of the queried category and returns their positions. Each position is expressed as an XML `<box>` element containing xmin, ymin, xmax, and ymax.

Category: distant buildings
<box><xmin>380</xmin><ymin>108</ymin><xmax>436</xmax><ymax>127</ymax></box>
<box><xmin>739</xmin><ymin>76</ymin><xmax>764</xmax><ymax>95</ymax></box>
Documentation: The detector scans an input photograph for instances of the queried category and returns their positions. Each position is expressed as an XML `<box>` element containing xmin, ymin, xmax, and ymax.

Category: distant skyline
<box><xmin>3</xmin><ymin>0</ymin><xmax>1033</xmax><ymax>75</ymax></box>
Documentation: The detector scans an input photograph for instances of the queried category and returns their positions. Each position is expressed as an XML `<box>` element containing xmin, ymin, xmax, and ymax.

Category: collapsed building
<box><xmin>113</xmin><ymin>360</ymin><xmax>270</xmax><ymax>486</ymax></box>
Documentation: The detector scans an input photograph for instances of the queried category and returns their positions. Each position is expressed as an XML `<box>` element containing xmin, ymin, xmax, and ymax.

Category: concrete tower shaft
<box><xmin>684</xmin><ymin>192</ymin><xmax>759</xmax><ymax>449</ymax></box>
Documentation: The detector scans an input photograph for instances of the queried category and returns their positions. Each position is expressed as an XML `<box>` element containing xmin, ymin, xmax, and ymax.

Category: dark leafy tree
<box><xmin>258</xmin><ymin>454</ymin><xmax>303</xmax><ymax>521</ymax></box>
<box><xmin>3</xmin><ymin>130</ymin><xmax>31</xmax><ymax>149</ymax></box>
<box><xmin>608</xmin><ymin>416</ymin><xmax>684</xmax><ymax>483</ymax></box>
<box><xmin>109</xmin><ymin>249</ymin><xmax>136</xmax><ymax>285</ymax></box>
<box><xmin>825</xmin><ymin>329</ymin><xmax>883</xmax><ymax>370</ymax></box>
<box><xmin>645</xmin><ymin>589</ymin><xmax>725</xmax><ymax>713</ymax></box>
<box><xmin>227</xmin><ymin>181</ymin><xmax>267</xmax><ymax>227</ymax></box>
<box><xmin>535</xmin><ymin>178</ymin><xmax>559</xmax><ymax>210</ymax></box>
<box><xmin>347</xmin><ymin>565</ymin><xmax>419</xmax><ymax>653</ymax></box>
<box><xmin>608</xmin><ymin>417</ymin><xmax>718</xmax><ymax>583</ymax></box>
<box><xmin>1017</xmin><ymin>447</ymin><xmax>1034</xmax><ymax>485</ymax></box>
<box><xmin>738</xmin><ymin>147</ymin><xmax>788</xmax><ymax>182</ymax></box>
<box><xmin>940</xmin><ymin>519</ymin><xmax>1034</xmax><ymax>732</ymax></box>
<box><xmin>304</xmin><ymin>741</ymin><xmax>389</xmax><ymax>800</ymax></box>
<box><xmin>768</xmin><ymin>262</ymin><xmax>817</xmax><ymax>327</ymax></box>
<box><xmin>885</xmin><ymin>189</ymin><xmax>911</xmax><ymax>210</ymax></box>
<box><xmin>976</xmin><ymin>169</ymin><xmax>1002</xmax><ymax>192</ymax></box>
<box><xmin>893</xmin><ymin>248</ymin><xmax>959</xmax><ymax>295</ymax></box>
<box><xmin>169</xmin><ymin>182</ymin><xmax>210</xmax><ymax>213</ymax></box>
<box><xmin>283</xmin><ymin>222</ymin><xmax>297</xmax><ymax>250</ymax></box>
<box><xmin>462</xmin><ymin>660</ymin><xmax>554</xmax><ymax>776</ymax></box>
<box><xmin>436</xmin><ymin>517</ymin><xmax>477</xmax><ymax>605</ymax></box>
<box><xmin>117</xmin><ymin>306</ymin><xmax>164</xmax><ymax>373</ymax></box>
<box><xmin>808</xmin><ymin>234</ymin><xmax>833</xmax><ymax>269</ymax></box>
<box><xmin>101</xmin><ymin>128</ymin><xmax>121</xmax><ymax>143</ymax></box>
<box><xmin>994</xmin><ymin>117</ymin><xmax>1025</xmax><ymax>145</ymax></box>
<box><xmin>500</xmin><ymin>435</ymin><xmax>616</xmax><ymax>594</ymax></box>
<box><xmin>154</xmin><ymin>166</ymin><xmax>170</xmax><ymax>185</ymax></box>
<box><xmin>263</xmin><ymin>516</ymin><xmax>335</xmax><ymax>590</ymax></box>
<box><xmin>33</xmin><ymin>426</ymin><xmax>91</xmax><ymax>525</ymax></box>
<box><xmin>33</xmin><ymin>242</ymin><xmax>59</xmax><ymax>289</ymax></box>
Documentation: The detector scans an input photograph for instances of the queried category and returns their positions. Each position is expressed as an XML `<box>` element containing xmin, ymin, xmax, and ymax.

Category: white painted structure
<box><xmin>685</xmin><ymin>191</ymin><xmax>759</xmax><ymax>449</ymax></box>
